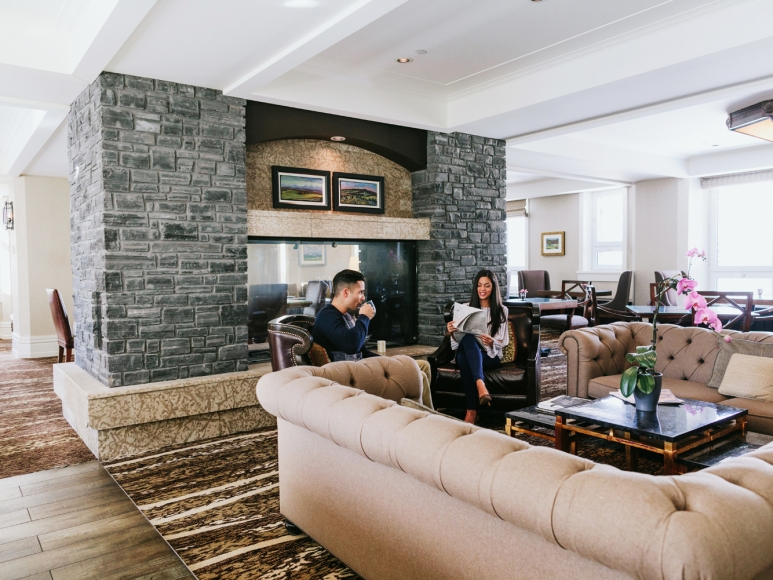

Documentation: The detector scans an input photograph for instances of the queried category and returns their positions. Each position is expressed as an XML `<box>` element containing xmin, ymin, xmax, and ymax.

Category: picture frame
<box><xmin>299</xmin><ymin>243</ymin><xmax>326</xmax><ymax>266</ymax></box>
<box><xmin>272</xmin><ymin>166</ymin><xmax>330</xmax><ymax>210</ymax></box>
<box><xmin>332</xmin><ymin>172</ymin><xmax>385</xmax><ymax>214</ymax></box>
<box><xmin>541</xmin><ymin>231</ymin><xmax>565</xmax><ymax>256</ymax></box>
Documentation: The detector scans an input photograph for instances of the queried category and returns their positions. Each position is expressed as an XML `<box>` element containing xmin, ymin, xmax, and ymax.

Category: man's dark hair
<box><xmin>332</xmin><ymin>269</ymin><xmax>366</xmax><ymax>297</ymax></box>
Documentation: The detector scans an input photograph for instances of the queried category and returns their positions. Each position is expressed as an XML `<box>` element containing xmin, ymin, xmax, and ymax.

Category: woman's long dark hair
<box><xmin>469</xmin><ymin>269</ymin><xmax>507</xmax><ymax>338</ymax></box>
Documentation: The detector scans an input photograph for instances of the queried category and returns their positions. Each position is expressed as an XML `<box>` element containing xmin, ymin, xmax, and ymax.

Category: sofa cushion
<box><xmin>721</xmin><ymin>398</ymin><xmax>773</xmax><ymax>436</ymax></box>
<box><xmin>718</xmin><ymin>354</ymin><xmax>773</xmax><ymax>401</ymax></box>
<box><xmin>588</xmin><ymin>374</ymin><xmax>729</xmax><ymax>403</ymax></box>
<box><xmin>708</xmin><ymin>337</ymin><xmax>773</xmax><ymax>388</ymax></box>
<box><xmin>500</xmin><ymin>321</ymin><xmax>516</xmax><ymax>364</ymax></box>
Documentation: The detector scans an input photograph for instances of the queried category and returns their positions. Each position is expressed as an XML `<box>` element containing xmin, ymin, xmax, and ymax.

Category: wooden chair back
<box><xmin>696</xmin><ymin>291</ymin><xmax>754</xmax><ymax>332</ymax></box>
<box><xmin>46</xmin><ymin>288</ymin><xmax>73</xmax><ymax>363</ymax></box>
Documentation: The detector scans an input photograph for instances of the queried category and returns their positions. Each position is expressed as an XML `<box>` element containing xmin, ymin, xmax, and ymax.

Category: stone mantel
<box><xmin>248</xmin><ymin>209</ymin><xmax>431</xmax><ymax>240</ymax></box>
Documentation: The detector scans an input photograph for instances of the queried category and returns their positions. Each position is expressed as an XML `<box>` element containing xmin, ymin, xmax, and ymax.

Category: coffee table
<box><xmin>555</xmin><ymin>397</ymin><xmax>747</xmax><ymax>475</ymax></box>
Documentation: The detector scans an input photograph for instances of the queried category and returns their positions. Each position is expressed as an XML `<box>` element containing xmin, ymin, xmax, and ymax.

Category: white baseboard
<box><xmin>0</xmin><ymin>321</ymin><xmax>11</xmax><ymax>340</ymax></box>
<box><xmin>12</xmin><ymin>333</ymin><xmax>59</xmax><ymax>358</ymax></box>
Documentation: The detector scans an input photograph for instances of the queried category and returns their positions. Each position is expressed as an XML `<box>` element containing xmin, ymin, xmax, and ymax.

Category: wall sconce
<box><xmin>2</xmin><ymin>201</ymin><xmax>13</xmax><ymax>230</ymax></box>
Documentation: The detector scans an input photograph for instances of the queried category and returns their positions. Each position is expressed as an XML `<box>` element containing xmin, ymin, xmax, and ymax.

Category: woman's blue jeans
<box><xmin>455</xmin><ymin>334</ymin><xmax>501</xmax><ymax>410</ymax></box>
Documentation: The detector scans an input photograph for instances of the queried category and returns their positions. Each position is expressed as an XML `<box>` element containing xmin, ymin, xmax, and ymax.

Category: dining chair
<box><xmin>599</xmin><ymin>270</ymin><xmax>633</xmax><ymax>310</ymax></box>
<box><xmin>593</xmin><ymin>286</ymin><xmax>641</xmax><ymax>325</ymax></box>
<box><xmin>46</xmin><ymin>288</ymin><xmax>74</xmax><ymax>363</ymax></box>
<box><xmin>654</xmin><ymin>270</ymin><xmax>687</xmax><ymax>306</ymax></box>
<box><xmin>541</xmin><ymin>281</ymin><xmax>592</xmax><ymax>331</ymax></box>
<box><xmin>303</xmin><ymin>280</ymin><xmax>329</xmax><ymax>317</ymax></box>
<box><xmin>516</xmin><ymin>270</ymin><xmax>551</xmax><ymax>296</ymax></box>
<box><xmin>696</xmin><ymin>291</ymin><xmax>754</xmax><ymax>332</ymax></box>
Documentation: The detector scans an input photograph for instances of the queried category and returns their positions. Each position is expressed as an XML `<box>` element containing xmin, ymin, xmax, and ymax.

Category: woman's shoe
<box><xmin>479</xmin><ymin>393</ymin><xmax>492</xmax><ymax>406</ymax></box>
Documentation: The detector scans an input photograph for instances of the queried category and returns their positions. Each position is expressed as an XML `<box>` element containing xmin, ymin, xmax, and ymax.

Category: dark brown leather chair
<box><xmin>427</xmin><ymin>302</ymin><xmax>540</xmax><ymax>412</ymax></box>
<box><xmin>541</xmin><ymin>281</ymin><xmax>592</xmax><ymax>331</ymax></box>
<box><xmin>267</xmin><ymin>315</ymin><xmax>315</xmax><ymax>371</ymax></box>
<box><xmin>303</xmin><ymin>281</ymin><xmax>329</xmax><ymax>317</ymax></box>
<box><xmin>46</xmin><ymin>288</ymin><xmax>73</xmax><ymax>363</ymax></box>
<box><xmin>589</xmin><ymin>286</ymin><xmax>640</xmax><ymax>325</ymax></box>
<box><xmin>516</xmin><ymin>270</ymin><xmax>550</xmax><ymax>296</ymax></box>
<box><xmin>248</xmin><ymin>284</ymin><xmax>288</xmax><ymax>343</ymax></box>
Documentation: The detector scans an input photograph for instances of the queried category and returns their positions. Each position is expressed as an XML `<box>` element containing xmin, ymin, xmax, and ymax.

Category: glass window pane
<box><xmin>596</xmin><ymin>250</ymin><xmax>622</xmax><ymax>268</ymax></box>
<box><xmin>717</xmin><ymin>184</ymin><xmax>773</xmax><ymax>267</ymax></box>
<box><xmin>507</xmin><ymin>216</ymin><xmax>526</xmax><ymax>269</ymax></box>
<box><xmin>716</xmin><ymin>277</ymin><xmax>772</xmax><ymax>296</ymax></box>
<box><xmin>595</xmin><ymin>192</ymin><xmax>624</xmax><ymax>243</ymax></box>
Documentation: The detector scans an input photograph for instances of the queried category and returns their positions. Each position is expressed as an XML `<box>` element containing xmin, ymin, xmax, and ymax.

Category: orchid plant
<box><xmin>620</xmin><ymin>248</ymin><xmax>722</xmax><ymax>398</ymax></box>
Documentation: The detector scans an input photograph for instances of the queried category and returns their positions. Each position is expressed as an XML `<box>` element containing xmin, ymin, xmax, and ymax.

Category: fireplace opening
<box><xmin>247</xmin><ymin>238</ymin><xmax>418</xmax><ymax>362</ymax></box>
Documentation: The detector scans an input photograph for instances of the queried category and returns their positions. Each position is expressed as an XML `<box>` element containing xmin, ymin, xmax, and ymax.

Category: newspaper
<box><xmin>452</xmin><ymin>303</ymin><xmax>488</xmax><ymax>345</ymax></box>
<box><xmin>536</xmin><ymin>395</ymin><xmax>591</xmax><ymax>414</ymax></box>
<box><xmin>609</xmin><ymin>389</ymin><xmax>684</xmax><ymax>405</ymax></box>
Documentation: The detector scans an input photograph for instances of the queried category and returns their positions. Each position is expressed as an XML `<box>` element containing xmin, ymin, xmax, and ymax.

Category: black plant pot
<box><xmin>633</xmin><ymin>373</ymin><xmax>662</xmax><ymax>413</ymax></box>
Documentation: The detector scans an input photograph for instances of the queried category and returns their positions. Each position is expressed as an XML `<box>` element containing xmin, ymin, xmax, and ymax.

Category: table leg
<box><xmin>624</xmin><ymin>432</ymin><xmax>638</xmax><ymax>472</ymax></box>
<box><xmin>555</xmin><ymin>416</ymin><xmax>568</xmax><ymax>452</ymax></box>
<box><xmin>740</xmin><ymin>416</ymin><xmax>747</xmax><ymax>439</ymax></box>
<box><xmin>663</xmin><ymin>441</ymin><xmax>676</xmax><ymax>475</ymax></box>
<box><xmin>505</xmin><ymin>418</ymin><xmax>512</xmax><ymax>437</ymax></box>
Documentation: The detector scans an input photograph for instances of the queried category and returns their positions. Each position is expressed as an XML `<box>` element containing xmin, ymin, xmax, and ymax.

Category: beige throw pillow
<box><xmin>707</xmin><ymin>337</ymin><xmax>773</xmax><ymax>388</ymax></box>
<box><xmin>717</xmin><ymin>354</ymin><xmax>773</xmax><ymax>401</ymax></box>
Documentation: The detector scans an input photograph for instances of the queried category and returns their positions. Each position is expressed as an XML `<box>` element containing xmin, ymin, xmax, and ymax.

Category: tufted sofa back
<box><xmin>257</xmin><ymin>354</ymin><xmax>423</xmax><ymax>407</ymax></box>
<box><xmin>564</xmin><ymin>321</ymin><xmax>773</xmax><ymax>384</ymax></box>
<box><xmin>256</xmin><ymin>367</ymin><xmax>773</xmax><ymax>579</ymax></box>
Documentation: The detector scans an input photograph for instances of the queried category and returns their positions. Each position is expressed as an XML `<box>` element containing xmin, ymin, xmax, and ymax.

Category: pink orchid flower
<box><xmin>724</xmin><ymin>335</ymin><xmax>732</xmax><ymax>343</ymax></box>
<box><xmin>676</xmin><ymin>278</ymin><xmax>698</xmax><ymax>295</ymax></box>
<box><xmin>686</xmin><ymin>247</ymin><xmax>701</xmax><ymax>258</ymax></box>
<box><xmin>683</xmin><ymin>291</ymin><xmax>707</xmax><ymax>311</ymax></box>
<box><xmin>694</xmin><ymin>307</ymin><xmax>723</xmax><ymax>332</ymax></box>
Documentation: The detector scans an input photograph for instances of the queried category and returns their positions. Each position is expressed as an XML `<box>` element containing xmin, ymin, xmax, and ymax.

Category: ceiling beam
<box><xmin>224</xmin><ymin>0</ymin><xmax>408</xmax><ymax>99</ymax></box>
<box><xmin>507</xmin><ymin>177</ymin><xmax>624</xmax><ymax>200</ymax></box>
<box><xmin>687</xmin><ymin>143</ymin><xmax>773</xmax><ymax>177</ymax></box>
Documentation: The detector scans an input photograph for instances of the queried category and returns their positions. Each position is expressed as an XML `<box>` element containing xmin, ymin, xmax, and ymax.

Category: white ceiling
<box><xmin>2</xmin><ymin>0</ymin><xmax>773</xmax><ymax>201</ymax></box>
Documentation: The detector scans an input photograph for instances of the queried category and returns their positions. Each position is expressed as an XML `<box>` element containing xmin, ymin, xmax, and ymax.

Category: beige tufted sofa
<box><xmin>257</xmin><ymin>355</ymin><xmax>773</xmax><ymax>580</ymax></box>
<box><xmin>559</xmin><ymin>322</ymin><xmax>773</xmax><ymax>435</ymax></box>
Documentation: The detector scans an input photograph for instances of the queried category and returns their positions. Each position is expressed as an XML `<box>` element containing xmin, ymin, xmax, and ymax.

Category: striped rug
<box><xmin>0</xmin><ymin>341</ymin><xmax>94</xmax><ymax>479</ymax></box>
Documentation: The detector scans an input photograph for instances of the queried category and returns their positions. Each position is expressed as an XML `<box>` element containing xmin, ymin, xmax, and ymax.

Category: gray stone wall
<box><xmin>412</xmin><ymin>132</ymin><xmax>507</xmax><ymax>346</ymax></box>
<box><xmin>67</xmin><ymin>72</ymin><xmax>248</xmax><ymax>387</ymax></box>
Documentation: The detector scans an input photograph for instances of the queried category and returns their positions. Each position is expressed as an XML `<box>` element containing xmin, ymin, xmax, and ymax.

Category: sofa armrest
<box><xmin>559</xmin><ymin>323</ymin><xmax>635</xmax><ymax>398</ymax></box>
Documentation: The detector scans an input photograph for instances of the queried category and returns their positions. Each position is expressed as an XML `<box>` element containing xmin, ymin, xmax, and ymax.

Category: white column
<box><xmin>10</xmin><ymin>176</ymin><xmax>73</xmax><ymax>358</ymax></box>
<box><xmin>0</xmin><ymin>181</ymin><xmax>12</xmax><ymax>339</ymax></box>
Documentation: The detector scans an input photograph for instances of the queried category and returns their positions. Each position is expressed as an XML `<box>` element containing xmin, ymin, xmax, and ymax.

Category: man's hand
<box><xmin>359</xmin><ymin>303</ymin><xmax>376</xmax><ymax>319</ymax></box>
<box><xmin>478</xmin><ymin>334</ymin><xmax>494</xmax><ymax>347</ymax></box>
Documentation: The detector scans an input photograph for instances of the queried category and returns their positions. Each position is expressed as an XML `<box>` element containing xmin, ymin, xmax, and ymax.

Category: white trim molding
<box><xmin>0</xmin><ymin>321</ymin><xmax>11</xmax><ymax>340</ymax></box>
<box><xmin>12</xmin><ymin>333</ymin><xmax>59</xmax><ymax>358</ymax></box>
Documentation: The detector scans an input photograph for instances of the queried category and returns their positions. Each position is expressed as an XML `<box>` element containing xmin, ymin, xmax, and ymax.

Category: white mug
<box><xmin>377</xmin><ymin>340</ymin><xmax>387</xmax><ymax>353</ymax></box>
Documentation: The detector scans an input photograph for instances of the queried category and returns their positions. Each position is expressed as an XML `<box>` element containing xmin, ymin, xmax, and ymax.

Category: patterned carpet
<box><xmin>0</xmin><ymin>341</ymin><xmax>94</xmax><ymax>479</ymax></box>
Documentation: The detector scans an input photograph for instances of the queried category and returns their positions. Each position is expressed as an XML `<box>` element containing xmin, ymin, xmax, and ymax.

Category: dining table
<box><xmin>626</xmin><ymin>305</ymin><xmax>742</xmax><ymax>325</ymax></box>
<box><xmin>505</xmin><ymin>297</ymin><xmax>578</xmax><ymax>313</ymax></box>
<box><xmin>536</xmin><ymin>289</ymin><xmax>612</xmax><ymax>298</ymax></box>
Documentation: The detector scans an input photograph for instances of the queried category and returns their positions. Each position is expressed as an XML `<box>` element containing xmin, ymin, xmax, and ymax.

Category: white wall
<box><xmin>10</xmin><ymin>176</ymin><xmax>73</xmax><ymax>358</ymax></box>
<box><xmin>527</xmin><ymin>193</ymin><xmax>580</xmax><ymax>290</ymax></box>
<box><xmin>0</xmin><ymin>182</ymin><xmax>12</xmax><ymax>339</ymax></box>
<box><xmin>632</xmin><ymin>177</ymin><xmax>690</xmax><ymax>305</ymax></box>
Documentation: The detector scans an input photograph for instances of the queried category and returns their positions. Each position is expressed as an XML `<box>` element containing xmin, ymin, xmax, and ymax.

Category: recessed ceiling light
<box><xmin>415</xmin><ymin>50</ymin><xmax>427</xmax><ymax>55</ymax></box>
<box><xmin>396</xmin><ymin>57</ymin><xmax>413</xmax><ymax>64</ymax></box>
<box><xmin>330</xmin><ymin>136</ymin><xmax>345</xmax><ymax>142</ymax></box>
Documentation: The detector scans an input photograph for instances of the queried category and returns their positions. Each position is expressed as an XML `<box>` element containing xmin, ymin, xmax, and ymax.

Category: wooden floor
<box><xmin>0</xmin><ymin>461</ymin><xmax>194</xmax><ymax>580</ymax></box>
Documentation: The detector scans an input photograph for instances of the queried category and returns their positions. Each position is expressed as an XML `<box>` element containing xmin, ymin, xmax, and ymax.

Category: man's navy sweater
<box><xmin>312</xmin><ymin>304</ymin><xmax>378</xmax><ymax>361</ymax></box>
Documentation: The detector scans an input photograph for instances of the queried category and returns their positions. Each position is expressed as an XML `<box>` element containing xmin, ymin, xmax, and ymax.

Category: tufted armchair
<box><xmin>559</xmin><ymin>321</ymin><xmax>773</xmax><ymax>434</ymax></box>
<box><xmin>267</xmin><ymin>314</ymin><xmax>316</xmax><ymax>371</ymax></box>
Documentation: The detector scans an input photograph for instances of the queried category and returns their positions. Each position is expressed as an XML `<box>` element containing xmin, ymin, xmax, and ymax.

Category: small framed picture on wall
<box><xmin>299</xmin><ymin>244</ymin><xmax>326</xmax><ymax>266</ymax></box>
<box><xmin>332</xmin><ymin>172</ymin><xmax>385</xmax><ymax>214</ymax></box>
<box><xmin>541</xmin><ymin>231</ymin><xmax>565</xmax><ymax>256</ymax></box>
<box><xmin>272</xmin><ymin>166</ymin><xmax>330</xmax><ymax>210</ymax></box>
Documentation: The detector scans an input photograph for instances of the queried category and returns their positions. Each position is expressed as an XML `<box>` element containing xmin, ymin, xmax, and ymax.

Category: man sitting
<box><xmin>313</xmin><ymin>269</ymin><xmax>433</xmax><ymax>408</ymax></box>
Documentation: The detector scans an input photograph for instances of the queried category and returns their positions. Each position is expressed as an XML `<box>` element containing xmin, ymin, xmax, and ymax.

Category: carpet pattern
<box><xmin>0</xmin><ymin>341</ymin><xmax>94</xmax><ymax>479</ymax></box>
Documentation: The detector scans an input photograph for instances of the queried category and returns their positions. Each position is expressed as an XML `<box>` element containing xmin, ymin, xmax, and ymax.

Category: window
<box><xmin>506</xmin><ymin>215</ymin><xmax>527</xmax><ymax>270</ymax></box>
<box><xmin>710</xmin><ymin>182</ymin><xmax>773</xmax><ymax>296</ymax></box>
<box><xmin>588</xmin><ymin>189</ymin><xmax>626</xmax><ymax>271</ymax></box>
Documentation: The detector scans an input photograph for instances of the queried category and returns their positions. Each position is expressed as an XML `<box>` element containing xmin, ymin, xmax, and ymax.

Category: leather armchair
<box><xmin>267</xmin><ymin>314</ymin><xmax>315</xmax><ymax>371</ymax></box>
<box><xmin>427</xmin><ymin>302</ymin><xmax>541</xmax><ymax>412</ymax></box>
<box><xmin>516</xmin><ymin>270</ymin><xmax>550</xmax><ymax>296</ymax></box>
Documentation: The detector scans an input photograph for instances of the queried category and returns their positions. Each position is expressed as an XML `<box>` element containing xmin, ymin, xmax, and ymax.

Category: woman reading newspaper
<box><xmin>446</xmin><ymin>269</ymin><xmax>509</xmax><ymax>424</ymax></box>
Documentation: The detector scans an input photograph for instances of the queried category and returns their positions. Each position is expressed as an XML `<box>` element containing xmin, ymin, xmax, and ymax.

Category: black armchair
<box><xmin>267</xmin><ymin>314</ymin><xmax>315</xmax><ymax>371</ymax></box>
<box><xmin>427</xmin><ymin>302</ymin><xmax>541</xmax><ymax>412</ymax></box>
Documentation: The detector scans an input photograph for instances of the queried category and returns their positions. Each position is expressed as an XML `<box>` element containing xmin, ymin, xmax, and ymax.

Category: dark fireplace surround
<box><xmin>67</xmin><ymin>72</ymin><xmax>506</xmax><ymax>388</ymax></box>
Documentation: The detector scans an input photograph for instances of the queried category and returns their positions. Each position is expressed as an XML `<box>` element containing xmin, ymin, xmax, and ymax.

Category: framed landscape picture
<box><xmin>272</xmin><ymin>166</ymin><xmax>330</xmax><ymax>210</ymax></box>
<box><xmin>299</xmin><ymin>244</ymin><xmax>326</xmax><ymax>266</ymax></box>
<box><xmin>332</xmin><ymin>172</ymin><xmax>385</xmax><ymax>214</ymax></box>
<box><xmin>541</xmin><ymin>231</ymin><xmax>565</xmax><ymax>256</ymax></box>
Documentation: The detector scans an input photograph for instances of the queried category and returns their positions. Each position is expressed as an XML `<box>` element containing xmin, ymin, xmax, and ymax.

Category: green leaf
<box><xmin>638</xmin><ymin>373</ymin><xmax>656</xmax><ymax>395</ymax></box>
<box><xmin>620</xmin><ymin>367</ymin><xmax>639</xmax><ymax>397</ymax></box>
<box><xmin>636</xmin><ymin>345</ymin><xmax>654</xmax><ymax>354</ymax></box>
<box><xmin>626</xmin><ymin>350</ymin><xmax>657</xmax><ymax>369</ymax></box>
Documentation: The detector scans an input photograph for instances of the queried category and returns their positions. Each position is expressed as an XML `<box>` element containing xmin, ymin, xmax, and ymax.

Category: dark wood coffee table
<box><xmin>555</xmin><ymin>397</ymin><xmax>747</xmax><ymax>475</ymax></box>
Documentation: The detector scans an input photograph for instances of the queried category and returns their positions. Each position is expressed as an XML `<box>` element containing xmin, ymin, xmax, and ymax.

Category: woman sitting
<box><xmin>446</xmin><ymin>269</ymin><xmax>509</xmax><ymax>424</ymax></box>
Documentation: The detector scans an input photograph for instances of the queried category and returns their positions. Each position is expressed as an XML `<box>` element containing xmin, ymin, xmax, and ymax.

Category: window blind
<box><xmin>700</xmin><ymin>169</ymin><xmax>773</xmax><ymax>189</ymax></box>
<box><xmin>506</xmin><ymin>199</ymin><xmax>528</xmax><ymax>216</ymax></box>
